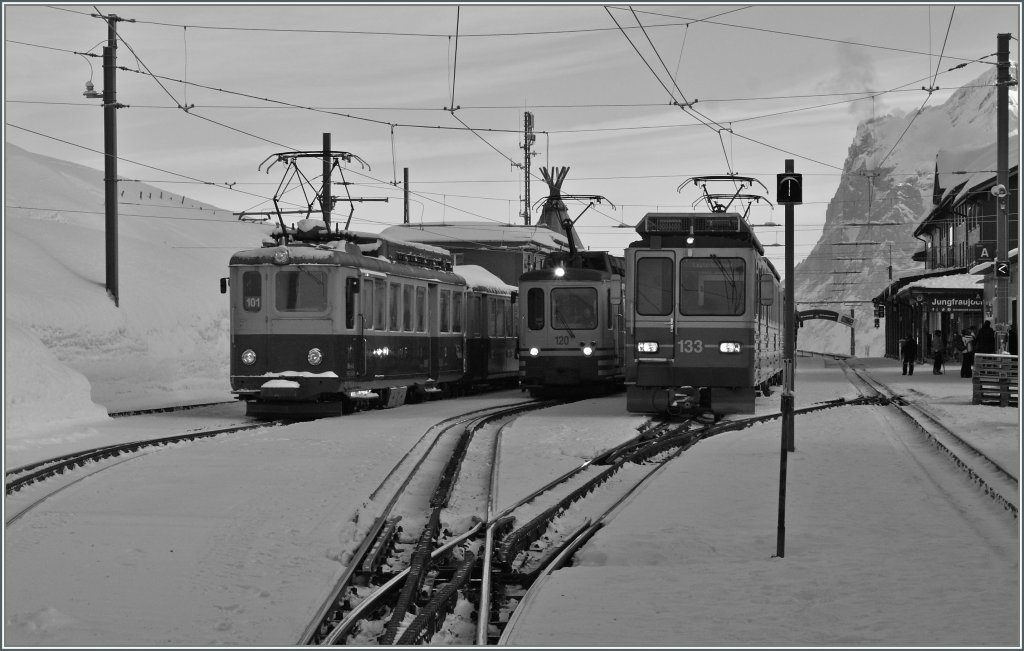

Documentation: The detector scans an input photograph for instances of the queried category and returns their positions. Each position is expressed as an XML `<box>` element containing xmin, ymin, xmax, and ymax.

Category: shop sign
<box><xmin>912</xmin><ymin>291</ymin><xmax>983</xmax><ymax>311</ymax></box>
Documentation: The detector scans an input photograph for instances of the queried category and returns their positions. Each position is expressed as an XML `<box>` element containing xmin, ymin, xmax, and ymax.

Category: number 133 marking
<box><xmin>678</xmin><ymin>339</ymin><xmax>704</xmax><ymax>353</ymax></box>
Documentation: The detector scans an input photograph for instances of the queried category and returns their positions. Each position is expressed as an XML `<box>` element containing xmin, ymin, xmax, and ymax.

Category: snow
<box><xmin>3</xmin><ymin>143</ymin><xmax>1020</xmax><ymax>647</ymax></box>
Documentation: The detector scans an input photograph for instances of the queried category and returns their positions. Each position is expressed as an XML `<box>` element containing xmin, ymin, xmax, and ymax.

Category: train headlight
<box><xmin>241</xmin><ymin>349</ymin><xmax>257</xmax><ymax>365</ymax></box>
<box><xmin>637</xmin><ymin>341</ymin><xmax>659</xmax><ymax>353</ymax></box>
<box><xmin>554</xmin><ymin>266</ymin><xmax>565</xmax><ymax>278</ymax></box>
<box><xmin>719</xmin><ymin>342</ymin><xmax>742</xmax><ymax>354</ymax></box>
<box><xmin>272</xmin><ymin>247</ymin><xmax>290</xmax><ymax>265</ymax></box>
<box><xmin>529</xmin><ymin>347</ymin><xmax>540</xmax><ymax>357</ymax></box>
<box><xmin>307</xmin><ymin>347</ymin><xmax>323</xmax><ymax>366</ymax></box>
<box><xmin>582</xmin><ymin>344</ymin><xmax>594</xmax><ymax>356</ymax></box>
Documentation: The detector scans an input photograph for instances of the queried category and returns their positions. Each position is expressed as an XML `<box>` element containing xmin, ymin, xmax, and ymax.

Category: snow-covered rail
<box><xmin>4</xmin><ymin>421</ymin><xmax>285</xmax><ymax>525</ymax></box>
<box><xmin>841</xmin><ymin>362</ymin><xmax>1018</xmax><ymax>519</ymax></box>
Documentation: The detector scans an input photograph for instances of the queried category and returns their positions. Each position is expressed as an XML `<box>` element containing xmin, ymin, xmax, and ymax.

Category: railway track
<box><xmin>840</xmin><ymin>362</ymin><xmax>1018</xmax><ymax>519</ymax></box>
<box><xmin>306</xmin><ymin>394</ymin><xmax>879</xmax><ymax>646</ymax></box>
<box><xmin>4</xmin><ymin>421</ymin><xmax>283</xmax><ymax>525</ymax></box>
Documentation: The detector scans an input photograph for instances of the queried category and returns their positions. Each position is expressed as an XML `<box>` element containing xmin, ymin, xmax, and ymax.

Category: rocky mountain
<box><xmin>794</xmin><ymin>64</ymin><xmax>1018</xmax><ymax>356</ymax></box>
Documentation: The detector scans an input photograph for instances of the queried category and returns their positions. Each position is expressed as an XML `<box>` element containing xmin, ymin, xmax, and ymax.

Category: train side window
<box><xmin>403</xmin><ymin>284</ymin><xmax>414</xmax><ymax>331</ymax></box>
<box><xmin>440</xmin><ymin>289</ymin><xmax>451</xmax><ymax>332</ymax></box>
<box><xmin>415</xmin><ymin>286</ymin><xmax>427</xmax><ymax>332</ymax></box>
<box><xmin>468</xmin><ymin>295</ymin><xmax>482</xmax><ymax>335</ymax></box>
<box><xmin>527</xmin><ymin>287</ymin><xmax>545</xmax><ymax>330</ymax></box>
<box><xmin>389</xmin><ymin>283</ymin><xmax>400</xmax><ymax>331</ymax></box>
<box><xmin>453</xmin><ymin>291</ymin><xmax>464</xmax><ymax>332</ymax></box>
<box><xmin>242</xmin><ymin>271</ymin><xmax>261</xmax><ymax>312</ymax></box>
<box><xmin>373</xmin><ymin>279</ymin><xmax>386</xmax><ymax>330</ymax></box>
<box><xmin>345</xmin><ymin>277</ymin><xmax>358</xmax><ymax>329</ymax></box>
<box><xmin>635</xmin><ymin>258</ymin><xmax>673</xmax><ymax>316</ymax></box>
<box><xmin>362</xmin><ymin>278</ymin><xmax>375</xmax><ymax>329</ymax></box>
<box><xmin>275</xmin><ymin>269</ymin><xmax>327</xmax><ymax>312</ymax></box>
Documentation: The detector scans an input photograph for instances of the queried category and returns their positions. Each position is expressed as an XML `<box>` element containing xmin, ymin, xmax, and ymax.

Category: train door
<box><xmin>630</xmin><ymin>252</ymin><xmax>677</xmax><ymax>365</ymax></box>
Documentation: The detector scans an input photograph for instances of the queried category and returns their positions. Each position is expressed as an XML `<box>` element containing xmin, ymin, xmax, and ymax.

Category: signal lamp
<box><xmin>637</xmin><ymin>341</ymin><xmax>659</xmax><ymax>353</ymax></box>
<box><xmin>273</xmin><ymin>247</ymin><xmax>290</xmax><ymax>265</ymax></box>
<box><xmin>307</xmin><ymin>348</ymin><xmax>323</xmax><ymax>366</ymax></box>
<box><xmin>554</xmin><ymin>266</ymin><xmax>566</xmax><ymax>278</ymax></box>
<box><xmin>719</xmin><ymin>342</ymin><xmax>742</xmax><ymax>354</ymax></box>
<box><xmin>241</xmin><ymin>349</ymin><xmax>257</xmax><ymax>365</ymax></box>
<box><xmin>582</xmin><ymin>343</ymin><xmax>594</xmax><ymax>356</ymax></box>
<box><xmin>529</xmin><ymin>347</ymin><xmax>540</xmax><ymax>356</ymax></box>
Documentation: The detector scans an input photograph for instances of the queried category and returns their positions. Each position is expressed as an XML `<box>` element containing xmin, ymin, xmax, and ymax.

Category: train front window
<box><xmin>275</xmin><ymin>268</ymin><xmax>327</xmax><ymax>312</ymax></box>
<box><xmin>551</xmin><ymin>288</ymin><xmax>598</xmax><ymax>330</ymax></box>
<box><xmin>635</xmin><ymin>257</ymin><xmax>673</xmax><ymax>315</ymax></box>
<box><xmin>679</xmin><ymin>257</ymin><xmax>745</xmax><ymax>316</ymax></box>
<box><xmin>527</xmin><ymin>288</ymin><xmax>545</xmax><ymax>330</ymax></box>
<box><xmin>242</xmin><ymin>271</ymin><xmax>261</xmax><ymax>312</ymax></box>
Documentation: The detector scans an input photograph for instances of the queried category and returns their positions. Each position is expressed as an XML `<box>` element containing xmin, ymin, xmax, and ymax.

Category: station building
<box><xmin>874</xmin><ymin>137</ymin><xmax>1019</xmax><ymax>359</ymax></box>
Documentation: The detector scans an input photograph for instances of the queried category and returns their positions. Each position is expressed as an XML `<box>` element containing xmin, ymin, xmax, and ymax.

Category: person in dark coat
<box><xmin>931</xmin><ymin>329</ymin><xmax>945</xmax><ymax>374</ymax></box>
<box><xmin>960</xmin><ymin>326</ymin><xmax>975</xmax><ymax>378</ymax></box>
<box><xmin>901</xmin><ymin>335</ymin><xmax>918</xmax><ymax>376</ymax></box>
<box><xmin>975</xmin><ymin>320</ymin><xmax>997</xmax><ymax>354</ymax></box>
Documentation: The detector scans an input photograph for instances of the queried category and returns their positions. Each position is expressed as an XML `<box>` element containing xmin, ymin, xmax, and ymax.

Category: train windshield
<box><xmin>275</xmin><ymin>268</ymin><xmax>327</xmax><ymax>312</ymax></box>
<box><xmin>679</xmin><ymin>257</ymin><xmax>745</xmax><ymax>316</ymax></box>
<box><xmin>551</xmin><ymin>287</ymin><xmax>598</xmax><ymax>330</ymax></box>
<box><xmin>635</xmin><ymin>257</ymin><xmax>674</xmax><ymax>315</ymax></box>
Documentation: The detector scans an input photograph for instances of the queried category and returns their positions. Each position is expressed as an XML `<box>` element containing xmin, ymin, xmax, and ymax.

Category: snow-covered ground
<box><xmin>3</xmin><ymin>143</ymin><xmax>1020</xmax><ymax>646</ymax></box>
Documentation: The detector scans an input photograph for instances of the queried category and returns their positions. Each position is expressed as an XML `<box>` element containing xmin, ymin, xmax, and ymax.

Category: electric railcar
<box><xmin>624</xmin><ymin>211</ymin><xmax>784</xmax><ymax>416</ymax></box>
<box><xmin>226</xmin><ymin>220</ymin><xmax>518</xmax><ymax>419</ymax></box>
<box><xmin>517</xmin><ymin>250</ymin><xmax>626</xmax><ymax>397</ymax></box>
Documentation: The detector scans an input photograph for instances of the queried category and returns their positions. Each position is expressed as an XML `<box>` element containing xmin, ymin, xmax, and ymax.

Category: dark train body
<box><xmin>517</xmin><ymin>251</ymin><xmax>626</xmax><ymax>397</ymax></box>
<box><xmin>227</xmin><ymin>220</ymin><xmax>517</xmax><ymax>418</ymax></box>
<box><xmin>624</xmin><ymin>212</ymin><xmax>784</xmax><ymax>416</ymax></box>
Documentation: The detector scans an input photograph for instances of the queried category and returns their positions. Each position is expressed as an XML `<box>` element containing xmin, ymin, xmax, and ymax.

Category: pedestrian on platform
<box><xmin>901</xmin><ymin>335</ymin><xmax>918</xmax><ymax>376</ymax></box>
<box><xmin>976</xmin><ymin>320</ymin><xmax>996</xmax><ymax>354</ymax></box>
<box><xmin>931</xmin><ymin>329</ymin><xmax>945</xmax><ymax>374</ymax></box>
<box><xmin>960</xmin><ymin>326</ymin><xmax>975</xmax><ymax>378</ymax></box>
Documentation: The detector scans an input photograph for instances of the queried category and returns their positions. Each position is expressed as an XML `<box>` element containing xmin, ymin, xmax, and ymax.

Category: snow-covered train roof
<box><xmin>454</xmin><ymin>264</ymin><xmax>517</xmax><ymax>295</ymax></box>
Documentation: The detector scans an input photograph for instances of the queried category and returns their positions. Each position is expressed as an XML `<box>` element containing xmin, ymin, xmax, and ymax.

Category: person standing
<box><xmin>975</xmin><ymin>320</ymin><xmax>996</xmax><ymax>354</ymax></box>
<box><xmin>901</xmin><ymin>335</ymin><xmax>918</xmax><ymax>376</ymax></box>
<box><xmin>931</xmin><ymin>329</ymin><xmax>945</xmax><ymax>374</ymax></box>
<box><xmin>960</xmin><ymin>326</ymin><xmax>976</xmax><ymax>378</ymax></box>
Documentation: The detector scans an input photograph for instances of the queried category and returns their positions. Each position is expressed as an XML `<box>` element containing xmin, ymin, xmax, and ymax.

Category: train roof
<box><xmin>379</xmin><ymin>222</ymin><xmax>568</xmax><ymax>253</ymax></box>
<box><xmin>520</xmin><ymin>267</ymin><xmax>619</xmax><ymax>283</ymax></box>
<box><xmin>630</xmin><ymin>212</ymin><xmax>765</xmax><ymax>254</ymax></box>
<box><xmin>454</xmin><ymin>264</ymin><xmax>517</xmax><ymax>295</ymax></box>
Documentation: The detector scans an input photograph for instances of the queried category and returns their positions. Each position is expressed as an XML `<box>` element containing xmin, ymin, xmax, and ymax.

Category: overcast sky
<box><xmin>3</xmin><ymin>2</ymin><xmax>1020</xmax><ymax>263</ymax></box>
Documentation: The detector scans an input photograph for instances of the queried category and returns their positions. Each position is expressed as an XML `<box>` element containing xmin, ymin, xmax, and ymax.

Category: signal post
<box><xmin>775</xmin><ymin>160</ymin><xmax>801</xmax><ymax>558</ymax></box>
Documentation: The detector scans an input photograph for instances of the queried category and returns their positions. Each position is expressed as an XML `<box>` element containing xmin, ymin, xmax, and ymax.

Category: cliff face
<box><xmin>794</xmin><ymin>65</ymin><xmax>1017</xmax><ymax>356</ymax></box>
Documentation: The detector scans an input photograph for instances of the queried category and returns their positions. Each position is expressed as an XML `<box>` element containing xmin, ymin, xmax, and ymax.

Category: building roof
<box><xmin>378</xmin><ymin>222</ymin><xmax>568</xmax><ymax>252</ymax></box>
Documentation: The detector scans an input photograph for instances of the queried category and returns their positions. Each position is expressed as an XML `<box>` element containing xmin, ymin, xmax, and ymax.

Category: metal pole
<box><xmin>322</xmin><ymin>132</ymin><xmax>331</xmax><ymax>228</ymax></box>
<box><xmin>102</xmin><ymin>18</ymin><xmax>118</xmax><ymax>307</ymax></box>
<box><xmin>995</xmin><ymin>33</ymin><xmax>1011</xmax><ymax>352</ymax></box>
<box><xmin>850</xmin><ymin>308</ymin><xmax>856</xmax><ymax>356</ymax></box>
<box><xmin>403</xmin><ymin>167</ymin><xmax>410</xmax><ymax>224</ymax></box>
<box><xmin>777</xmin><ymin>159</ymin><xmax>797</xmax><ymax>558</ymax></box>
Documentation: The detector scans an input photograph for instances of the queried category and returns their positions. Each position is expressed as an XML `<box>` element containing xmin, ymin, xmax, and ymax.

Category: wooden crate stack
<box><xmin>972</xmin><ymin>353</ymin><xmax>1019</xmax><ymax>407</ymax></box>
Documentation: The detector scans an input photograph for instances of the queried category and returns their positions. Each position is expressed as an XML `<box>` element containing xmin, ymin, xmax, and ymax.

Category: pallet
<box><xmin>972</xmin><ymin>377</ymin><xmax>1019</xmax><ymax>407</ymax></box>
<box><xmin>973</xmin><ymin>353</ymin><xmax>1019</xmax><ymax>380</ymax></box>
